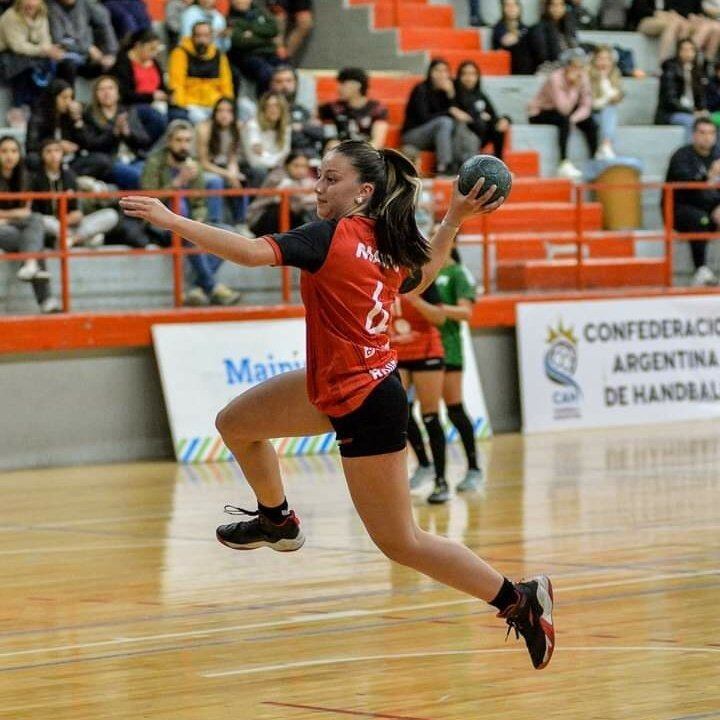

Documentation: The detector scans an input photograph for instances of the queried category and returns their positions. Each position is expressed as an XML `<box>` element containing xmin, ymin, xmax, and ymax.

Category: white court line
<box><xmin>0</xmin><ymin>568</ymin><xmax>718</xmax><ymax>661</ymax></box>
<box><xmin>202</xmin><ymin>645</ymin><xmax>720</xmax><ymax>678</ymax></box>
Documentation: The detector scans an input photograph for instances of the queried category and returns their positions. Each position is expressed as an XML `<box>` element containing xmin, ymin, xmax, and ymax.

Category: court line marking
<box><xmin>202</xmin><ymin>645</ymin><xmax>720</xmax><ymax>678</ymax></box>
<box><xmin>0</xmin><ymin>568</ymin><xmax>717</xmax><ymax>661</ymax></box>
<box><xmin>262</xmin><ymin>701</ymin><xmax>433</xmax><ymax>719</ymax></box>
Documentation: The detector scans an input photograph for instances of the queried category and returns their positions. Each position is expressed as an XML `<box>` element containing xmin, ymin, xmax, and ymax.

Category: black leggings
<box><xmin>529</xmin><ymin>109</ymin><xmax>598</xmax><ymax>160</ymax></box>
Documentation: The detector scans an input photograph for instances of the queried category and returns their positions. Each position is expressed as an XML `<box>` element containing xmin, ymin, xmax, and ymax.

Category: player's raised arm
<box><xmin>119</xmin><ymin>196</ymin><xmax>277</xmax><ymax>267</ymax></box>
<box><xmin>416</xmin><ymin>179</ymin><xmax>504</xmax><ymax>293</ymax></box>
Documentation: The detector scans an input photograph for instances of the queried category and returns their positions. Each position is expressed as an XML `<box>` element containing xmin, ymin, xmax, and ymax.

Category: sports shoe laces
<box><xmin>498</xmin><ymin>594</ymin><xmax>532</xmax><ymax>641</ymax></box>
<box><xmin>223</xmin><ymin>505</ymin><xmax>259</xmax><ymax>517</ymax></box>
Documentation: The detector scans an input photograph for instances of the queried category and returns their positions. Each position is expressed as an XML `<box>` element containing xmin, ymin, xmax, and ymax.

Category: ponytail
<box><xmin>372</xmin><ymin>148</ymin><xmax>430</xmax><ymax>269</ymax></box>
<box><xmin>332</xmin><ymin>140</ymin><xmax>430</xmax><ymax>270</ymax></box>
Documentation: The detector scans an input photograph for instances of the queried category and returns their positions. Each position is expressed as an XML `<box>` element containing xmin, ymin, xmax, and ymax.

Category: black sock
<box><xmin>258</xmin><ymin>498</ymin><xmax>289</xmax><ymax>524</ymax></box>
<box><xmin>407</xmin><ymin>403</ymin><xmax>430</xmax><ymax>466</ymax></box>
<box><xmin>447</xmin><ymin>403</ymin><xmax>478</xmax><ymax>470</ymax></box>
<box><xmin>422</xmin><ymin>412</ymin><xmax>446</xmax><ymax>480</ymax></box>
<box><xmin>490</xmin><ymin>577</ymin><xmax>519</xmax><ymax>612</ymax></box>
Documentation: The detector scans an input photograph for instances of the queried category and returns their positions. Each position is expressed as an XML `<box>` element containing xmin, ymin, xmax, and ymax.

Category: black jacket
<box><xmin>654</xmin><ymin>58</ymin><xmax>706</xmax><ymax>124</ymax></box>
<box><xmin>25</xmin><ymin>110</ymin><xmax>89</xmax><ymax>156</ymax></box>
<box><xmin>491</xmin><ymin>20</ymin><xmax>533</xmax><ymax>75</ymax></box>
<box><xmin>527</xmin><ymin>16</ymin><xmax>577</xmax><ymax>73</ymax></box>
<box><xmin>665</xmin><ymin>144</ymin><xmax>720</xmax><ymax>215</ymax></box>
<box><xmin>402</xmin><ymin>81</ymin><xmax>454</xmax><ymax>134</ymax></box>
<box><xmin>82</xmin><ymin>105</ymin><xmax>152</xmax><ymax>158</ymax></box>
<box><xmin>454</xmin><ymin>83</ymin><xmax>507</xmax><ymax>137</ymax></box>
<box><xmin>112</xmin><ymin>53</ymin><xmax>167</xmax><ymax>106</ymax></box>
<box><xmin>30</xmin><ymin>167</ymin><xmax>79</xmax><ymax>215</ymax></box>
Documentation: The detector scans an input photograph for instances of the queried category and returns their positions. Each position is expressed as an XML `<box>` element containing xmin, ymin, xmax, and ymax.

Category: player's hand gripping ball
<box><xmin>458</xmin><ymin>154</ymin><xmax>512</xmax><ymax>203</ymax></box>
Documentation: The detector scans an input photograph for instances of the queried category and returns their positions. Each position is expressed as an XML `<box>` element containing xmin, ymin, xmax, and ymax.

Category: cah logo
<box><xmin>545</xmin><ymin>321</ymin><xmax>582</xmax><ymax>419</ymax></box>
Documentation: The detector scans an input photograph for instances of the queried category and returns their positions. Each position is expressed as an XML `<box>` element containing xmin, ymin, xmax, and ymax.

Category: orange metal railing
<box><xmin>0</xmin><ymin>181</ymin><xmax>719</xmax><ymax>315</ymax></box>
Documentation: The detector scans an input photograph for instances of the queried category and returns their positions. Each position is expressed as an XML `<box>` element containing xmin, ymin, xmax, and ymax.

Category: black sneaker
<box><xmin>498</xmin><ymin>575</ymin><xmax>555</xmax><ymax>670</ymax></box>
<box><xmin>216</xmin><ymin>505</ymin><xmax>305</xmax><ymax>552</ymax></box>
<box><xmin>427</xmin><ymin>479</ymin><xmax>450</xmax><ymax>504</ymax></box>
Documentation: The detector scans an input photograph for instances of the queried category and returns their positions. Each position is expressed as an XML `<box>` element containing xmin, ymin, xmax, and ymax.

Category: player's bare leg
<box><xmin>215</xmin><ymin>369</ymin><xmax>332</xmax><ymax>551</ymax></box>
<box><xmin>343</xmin><ymin>451</ymin><xmax>555</xmax><ymax>669</ymax></box>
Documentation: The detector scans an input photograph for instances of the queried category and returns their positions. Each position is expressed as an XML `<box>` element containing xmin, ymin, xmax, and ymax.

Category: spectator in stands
<box><xmin>226</xmin><ymin>0</ymin><xmax>281</xmax><ymax>95</ymax></box>
<box><xmin>454</xmin><ymin>60</ymin><xmax>510</xmax><ymax>160</ymax></box>
<box><xmin>627</xmin><ymin>0</ymin><xmax>690</xmax><ymax>63</ymax></box>
<box><xmin>196</xmin><ymin>96</ymin><xmax>251</xmax><ymax>224</ymax></box>
<box><xmin>655</xmin><ymin>38</ymin><xmax>707</xmax><ymax>141</ymax></box>
<box><xmin>0</xmin><ymin>0</ymin><xmax>64</xmax><ymax>128</ymax></box>
<box><xmin>268</xmin><ymin>64</ymin><xmax>323</xmax><ymax>158</ymax></box>
<box><xmin>30</xmin><ymin>137</ymin><xmax>119</xmax><ymax>247</ymax></box>
<box><xmin>667</xmin><ymin>0</ymin><xmax>720</xmax><ymax>61</ymax></box>
<box><xmin>528</xmin><ymin>48</ymin><xmax>598</xmax><ymax>179</ymax></box>
<box><xmin>112</xmin><ymin>28</ymin><xmax>168</xmax><ymax>144</ymax></box>
<box><xmin>0</xmin><ymin>135</ymin><xmax>59</xmax><ymax>313</ymax></box>
<box><xmin>402</xmin><ymin>58</ymin><xmax>479</xmax><ymax>176</ymax></box>
<box><xmin>467</xmin><ymin>0</ymin><xmax>483</xmax><ymax>27</ymax></box>
<box><xmin>141</xmin><ymin>119</ymin><xmax>241</xmax><ymax>305</ymax></box>
<box><xmin>165</xmin><ymin>0</ymin><xmax>192</xmax><ymax>48</ymax></box>
<box><xmin>48</xmin><ymin>0</ymin><xmax>118</xmax><ymax>82</ymax></box>
<box><xmin>83</xmin><ymin>75</ymin><xmax>153</xmax><ymax>189</ymax></box>
<box><xmin>705</xmin><ymin>59</ymin><xmax>720</xmax><ymax>122</ymax></box>
<box><xmin>665</xmin><ymin>116</ymin><xmax>720</xmax><ymax>285</ymax></box>
<box><xmin>245</xmin><ymin>150</ymin><xmax>315</xmax><ymax>236</ymax></box>
<box><xmin>590</xmin><ymin>46</ymin><xmax>624</xmax><ymax>159</ymax></box>
<box><xmin>491</xmin><ymin>0</ymin><xmax>532</xmax><ymax>75</ymax></box>
<box><xmin>527</xmin><ymin>0</ymin><xmax>578</xmax><ymax>74</ymax></box>
<box><xmin>181</xmin><ymin>0</ymin><xmax>228</xmax><ymax>52</ymax></box>
<box><xmin>242</xmin><ymin>90</ymin><xmax>291</xmax><ymax>179</ymax></box>
<box><xmin>101</xmin><ymin>0</ymin><xmax>149</xmax><ymax>44</ymax></box>
<box><xmin>265</xmin><ymin>0</ymin><xmax>312</xmax><ymax>62</ymax></box>
<box><xmin>168</xmin><ymin>20</ymin><xmax>233</xmax><ymax>124</ymax></box>
<box><xmin>26</xmin><ymin>78</ymin><xmax>114</xmax><ymax>181</ymax></box>
<box><xmin>319</xmin><ymin>67</ymin><xmax>389</xmax><ymax>149</ymax></box>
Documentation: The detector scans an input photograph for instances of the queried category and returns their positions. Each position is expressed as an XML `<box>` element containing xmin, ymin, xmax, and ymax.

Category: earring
<box><xmin>355</xmin><ymin>197</ymin><xmax>363</xmax><ymax>204</ymax></box>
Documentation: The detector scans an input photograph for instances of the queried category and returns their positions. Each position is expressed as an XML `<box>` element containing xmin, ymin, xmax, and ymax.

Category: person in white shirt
<box><xmin>241</xmin><ymin>90</ymin><xmax>291</xmax><ymax>181</ymax></box>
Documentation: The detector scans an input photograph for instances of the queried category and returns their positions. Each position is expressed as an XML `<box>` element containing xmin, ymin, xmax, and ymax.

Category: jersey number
<box><xmin>365</xmin><ymin>281</ymin><xmax>390</xmax><ymax>335</ymax></box>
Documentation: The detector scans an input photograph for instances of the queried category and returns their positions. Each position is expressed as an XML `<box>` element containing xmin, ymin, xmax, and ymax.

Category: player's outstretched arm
<box><xmin>119</xmin><ymin>196</ymin><xmax>276</xmax><ymax>267</ymax></box>
<box><xmin>417</xmin><ymin>179</ymin><xmax>504</xmax><ymax>293</ymax></box>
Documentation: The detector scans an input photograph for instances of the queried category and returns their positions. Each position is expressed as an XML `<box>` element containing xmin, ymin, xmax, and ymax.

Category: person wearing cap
<box><xmin>318</xmin><ymin>66</ymin><xmax>389</xmax><ymax>149</ymax></box>
<box><xmin>527</xmin><ymin>48</ymin><xmax>598</xmax><ymax>180</ymax></box>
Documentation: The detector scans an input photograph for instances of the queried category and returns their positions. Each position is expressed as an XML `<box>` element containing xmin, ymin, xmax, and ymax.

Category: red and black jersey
<box><xmin>391</xmin><ymin>283</ymin><xmax>445</xmax><ymax>362</ymax></box>
<box><xmin>263</xmin><ymin>216</ymin><xmax>418</xmax><ymax>417</ymax></box>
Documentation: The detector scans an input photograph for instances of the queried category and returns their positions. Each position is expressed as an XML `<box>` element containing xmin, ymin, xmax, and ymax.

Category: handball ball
<box><xmin>457</xmin><ymin>154</ymin><xmax>512</xmax><ymax>203</ymax></box>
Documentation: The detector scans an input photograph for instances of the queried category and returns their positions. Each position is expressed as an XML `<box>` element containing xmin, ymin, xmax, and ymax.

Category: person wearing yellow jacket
<box><xmin>168</xmin><ymin>21</ymin><xmax>233</xmax><ymax>124</ymax></box>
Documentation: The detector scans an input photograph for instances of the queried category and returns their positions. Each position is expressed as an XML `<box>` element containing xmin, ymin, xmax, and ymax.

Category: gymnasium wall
<box><xmin>0</xmin><ymin>333</ymin><xmax>520</xmax><ymax>470</ymax></box>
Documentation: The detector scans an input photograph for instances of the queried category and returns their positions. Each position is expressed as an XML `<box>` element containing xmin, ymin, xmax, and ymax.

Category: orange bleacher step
<box><xmin>496</xmin><ymin>258</ymin><xmax>666</xmax><ymax>291</ymax></box>
<box><xmin>463</xmin><ymin>202</ymin><xmax>603</xmax><ymax>234</ymax></box>
<box><xmin>436</xmin><ymin>50</ymin><xmax>510</xmax><ymax>75</ymax></box>
<box><xmin>398</xmin><ymin>27</ymin><xmax>481</xmax><ymax>52</ymax></box>
<box><xmin>373</xmin><ymin>3</ymin><xmax>454</xmax><ymax>28</ymax></box>
<box><xmin>432</xmin><ymin>178</ymin><xmax>572</xmax><ymax>208</ymax></box>
<box><xmin>314</xmin><ymin>75</ymin><xmax>422</xmax><ymax>104</ymax></box>
<box><xmin>491</xmin><ymin>233</ymin><xmax>636</xmax><ymax>261</ymax></box>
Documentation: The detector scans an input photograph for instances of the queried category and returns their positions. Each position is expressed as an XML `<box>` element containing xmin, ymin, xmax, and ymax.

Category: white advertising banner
<box><xmin>153</xmin><ymin>319</ymin><xmax>491</xmax><ymax>463</ymax></box>
<box><xmin>516</xmin><ymin>296</ymin><xmax>720</xmax><ymax>433</ymax></box>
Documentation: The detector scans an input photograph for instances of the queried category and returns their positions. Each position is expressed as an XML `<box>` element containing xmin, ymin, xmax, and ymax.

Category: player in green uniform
<box><xmin>435</xmin><ymin>245</ymin><xmax>483</xmax><ymax>491</ymax></box>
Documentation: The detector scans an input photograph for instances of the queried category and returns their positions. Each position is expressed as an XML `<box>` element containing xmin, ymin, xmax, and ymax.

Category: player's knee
<box><xmin>215</xmin><ymin>404</ymin><xmax>246</xmax><ymax>440</ymax></box>
<box><xmin>371</xmin><ymin>530</ymin><xmax>419</xmax><ymax>566</ymax></box>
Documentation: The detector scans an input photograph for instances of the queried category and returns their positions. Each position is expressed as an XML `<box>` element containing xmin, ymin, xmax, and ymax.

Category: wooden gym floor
<box><xmin>0</xmin><ymin>421</ymin><xmax>718</xmax><ymax>719</ymax></box>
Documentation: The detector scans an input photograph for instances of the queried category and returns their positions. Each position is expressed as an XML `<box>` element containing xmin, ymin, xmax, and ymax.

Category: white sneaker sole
<box><xmin>216</xmin><ymin>530</ymin><xmax>306</xmax><ymax>553</ymax></box>
<box><xmin>533</xmin><ymin>574</ymin><xmax>555</xmax><ymax>669</ymax></box>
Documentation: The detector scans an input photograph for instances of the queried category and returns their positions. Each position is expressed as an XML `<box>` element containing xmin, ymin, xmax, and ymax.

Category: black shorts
<box><xmin>268</xmin><ymin>0</ymin><xmax>313</xmax><ymax>14</ymax></box>
<box><xmin>445</xmin><ymin>363</ymin><xmax>463</xmax><ymax>372</ymax></box>
<box><xmin>397</xmin><ymin>357</ymin><xmax>445</xmax><ymax>372</ymax></box>
<box><xmin>328</xmin><ymin>372</ymin><xmax>408</xmax><ymax>458</ymax></box>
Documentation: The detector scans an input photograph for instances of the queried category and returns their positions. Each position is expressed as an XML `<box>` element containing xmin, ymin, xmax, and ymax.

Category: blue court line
<box><xmin>181</xmin><ymin>437</ymin><xmax>200</xmax><ymax>463</ymax></box>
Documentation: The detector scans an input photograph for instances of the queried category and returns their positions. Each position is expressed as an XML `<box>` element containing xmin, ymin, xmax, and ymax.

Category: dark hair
<box><xmin>331</xmin><ymin>139</ymin><xmax>429</xmax><ymax>270</ymax></box>
<box><xmin>693</xmin><ymin>117</ymin><xmax>715</xmax><ymax>132</ymax></box>
<box><xmin>40</xmin><ymin>138</ymin><xmax>64</xmax><ymax>153</ymax></box>
<box><xmin>676</xmin><ymin>37</ymin><xmax>697</xmax><ymax>59</ymax></box>
<box><xmin>337</xmin><ymin>67</ymin><xmax>369</xmax><ymax>96</ymax></box>
<box><xmin>426</xmin><ymin>58</ymin><xmax>450</xmax><ymax>83</ymax></box>
<box><xmin>450</xmin><ymin>245</ymin><xmax>462</xmax><ymax>264</ymax></box>
<box><xmin>208</xmin><ymin>97</ymin><xmax>240</xmax><ymax>160</ymax></box>
<box><xmin>456</xmin><ymin>60</ymin><xmax>481</xmax><ymax>93</ymax></box>
<box><xmin>284</xmin><ymin>150</ymin><xmax>308</xmax><ymax>167</ymax></box>
<box><xmin>542</xmin><ymin>0</ymin><xmax>566</xmax><ymax>19</ymax></box>
<box><xmin>0</xmin><ymin>135</ymin><xmax>26</xmax><ymax>192</ymax></box>
<box><xmin>272</xmin><ymin>64</ymin><xmax>297</xmax><ymax>82</ymax></box>
<box><xmin>35</xmin><ymin>78</ymin><xmax>73</xmax><ymax>125</ymax></box>
<box><xmin>192</xmin><ymin>20</ymin><xmax>211</xmax><ymax>34</ymax></box>
<box><xmin>121</xmin><ymin>27</ymin><xmax>160</xmax><ymax>53</ymax></box>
